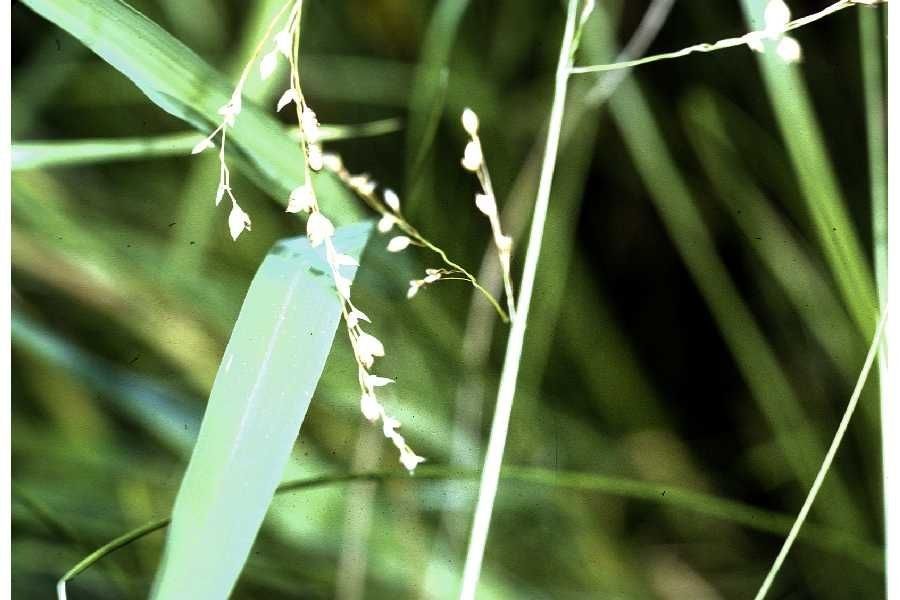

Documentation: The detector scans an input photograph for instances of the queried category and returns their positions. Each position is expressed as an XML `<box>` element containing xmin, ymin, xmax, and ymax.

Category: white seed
<box><xmin>360</xmin><ymin>392</ymin><xmax>381</xmax><ymax>422</ymax></box>
<box><xmin>382</xmin><ymin>415</ymin><xmax>401</xmax><ymax>437</ymax></box>
<box><xmin>383</xmin><ymin>188</ymin><xmax>401</xmax><ymax>212</ymax></box>
<box><xmin>260</xmin><ymin>50</ymin><xmax>278</xmax><ymax>80</ymax></box>
<box><xmin>275</xmin><ymin>30</ymin><xmax>292</xmax><ymax>58</ymax></box>
<box><xmin>475</xmin><ymin>193</ymin><xmax>497</xmax><ymax>217</ymax></box>
<box><xmin>357</xmin><ymin>332</ymin><xmax>385</xmax><ymax>367</ymax></box>
<box><xmin>349</xmin><ymin>175</ymin><xmax>376</xmax><ymax>196</ymax></box>
<box><xmin>407</xmin><ymin>280</ymin><xmax>421</xmax><ymax>299</ymax></box>
<box><xmin>276</xmin><ymin>89</ymin><xmax>297</xmax><ymax>112</ymax></box>
<box><xmin>215</xmin><ymin>183</ymin><xmax>226</xmax><ymax>206</ymax></box>
<box><xmin>286</xmin><ymin>182</ymin><xmax>315</xmax><ymax>213</ymax></box>
<box><xmin>377</xmin><ymin>214</ymin><xmax>396</xmax><ymax>233</ymax></box>
<box><xmin>398</xmin><ymin>446</ymin><xmax>426</xmax><ymax>473</ymax></box>
<box><xmin>306</xmin><ymin>212</ymin><xmax>334</xmax><ymax>247</ymax></box>
<box><xmin>763</xmin><ymin>0</ymin><xmax>791</xmax><ymax>35</ymax></box>
<box><xmin>307</xmin><ymin>144</ymin><xmax>324</xmax><ymax>171</ymax></box>
<box><xmin>219</xmin><ymin>93</ymin><xmax>242</xmax><ymax>127</ymax></box>
<box><xmin>367</xmin><ymin>374</ymin><xmax>395</xmax><ymax>388</ymax></box>
<box><xmin>387</xmin><ymin>236</ymin><xmax>411</xmax><ymax>252</ymax></box>
<box><xmin>301</xmin><ymin>108</ymin><xmax>320</xmax><ymax>143</ymax></box>
<box><xmin>228</xmin><ymin>203</ymin><xmax>251</xmax><ymax>241</ymax></box>
<box><xmin>334</xmin><ymin>274</ymin><xmax>352</xmax><ymax>299</ymax></box>
<box><xmin>191</xmin><ymin>137</ymin><xmax>215</xmax><ymax>155</ymax></box>
<box><xmin>323</xmin><ymin>153</ymin><xmax>343</xmax><ymax>172</ymax></box>
<box><xmin>461</xmin><ymin>140</ymin><xmax>483</xmax><ymax>172</ymax></box>
<box><xmin>461</xmin><ymin>108</ymin><xmax>479</xmax><ymax>136</ymax></box>
<box><xmin>776</xmin><ymin>36</ymin><xmax>802</xmax><ymax>63</ymax></box>
<box><xmin>346</xmin><ymin>308</ymin><xmax>371</xmax><ymax>328</ymax></box>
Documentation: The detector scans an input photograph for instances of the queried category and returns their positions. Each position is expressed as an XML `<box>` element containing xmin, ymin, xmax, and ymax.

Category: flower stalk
<box><xmin>458</xmin><ymin>0</ymin><xmax>582</xmax><ymax>597</ymax></box>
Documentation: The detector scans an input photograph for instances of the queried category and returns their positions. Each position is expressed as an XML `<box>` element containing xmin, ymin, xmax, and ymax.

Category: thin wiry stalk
<box><xmin>457</xmin><ymin>1</ymin><xmax>580</xmax><ymax>598</ymax></box>
<box><xmin>327</xmin><ymin>160</ymin><xmax>510</xmax><ymax>322</ymax></box>
<box><xmin>56</xmin><ymin>462</ymin><xmax>885</xmax><ymax>599</ymax></box>
<box><xmin>570</xmin><ymin>0</ymin><xmax>882</xmax><ymax>75</ymax></box>
<box><xmin>885</xmin><ymin>0</ymin><xmax>899</xmax><ymax>592</ymax></box>
<box><xmin>753</xmin><ymin>308</ymin><xmax>888</xmax><ymax>600</ymax></box>
<box><xmin>585</xmin><ymin>0</ymin><xmax>676</xmax><ymax>104</ymax></box>
<box><xmin>857</xmin><ymin>10</ymin><xmax>893</xmax><ymax>598</ymax></box>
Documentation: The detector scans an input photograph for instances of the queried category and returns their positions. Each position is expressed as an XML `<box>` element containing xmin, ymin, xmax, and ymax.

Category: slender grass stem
<box><xmin>570</xmin><ymin>0</ymin><xmax>881</xmax><ymax>74</ymax></box>
<box><xmin>56</xmin><ymin>463</ymin><xmax>886</xmax><ymax>600</ymax></box>
<box><xmin>885</xmin><ymin>0</ymin><xmax>899</xmax><ymax>592</ymax></box>
<box><xmin>457</xmin><ymin>1</ymin><xmax>579</xmax><ymax>598</ymax></box>
<box><xmin>753</xmin><ymin>308</ymin><xmax>888</xmax><ymax>600</ymax></box>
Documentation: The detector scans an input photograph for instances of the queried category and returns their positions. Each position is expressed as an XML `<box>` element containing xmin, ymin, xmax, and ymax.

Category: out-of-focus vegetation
<box><xmin>11</xmin><ymin>0</ymin><xmax>886</xmax><ymax>598</ymax></box>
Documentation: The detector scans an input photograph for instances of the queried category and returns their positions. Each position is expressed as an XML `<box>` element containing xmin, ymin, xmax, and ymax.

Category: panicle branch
<box><xmin>325</xmin><ymin>156</ymin><xmax>511</xmax><ymax>323</ymax></box>
<box><xmin>569</xmin><ymin>0</ymin><xmax>886</xmax><ymax>75</ymax></box>
<box><xmin>459</xmin><ymin>107</ymin><xmax>517</xmax><ymax>321</ymax></box>
<box><xmin>192</xmin><ymin>0</ymin><xmax>424</xmax><ymax>472</ymax></box>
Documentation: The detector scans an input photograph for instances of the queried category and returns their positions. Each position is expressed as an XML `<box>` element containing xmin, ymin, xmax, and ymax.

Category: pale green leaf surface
<box><xmin>150</xmin><ymin>222</ymin><xmax>372</xmax><ymax>600</ymax></box>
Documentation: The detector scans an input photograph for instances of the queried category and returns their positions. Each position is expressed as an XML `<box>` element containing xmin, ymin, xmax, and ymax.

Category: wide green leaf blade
<box><xmin>150</xmin><ymin>222</ymin><xmax>372</xmax><ymax>600</ymax></box>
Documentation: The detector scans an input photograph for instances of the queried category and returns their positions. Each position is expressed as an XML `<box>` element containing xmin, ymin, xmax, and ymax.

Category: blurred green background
<box><xmin>11</xmin><ymin>0</ymin><xmax>887</xmax><ymax>598</ymax></box>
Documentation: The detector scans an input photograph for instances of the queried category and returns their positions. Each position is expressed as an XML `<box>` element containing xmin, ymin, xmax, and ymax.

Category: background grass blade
<box><xmin>12</xmin><ymin>120</ymin><xmax>402</xmax><ymax>171</ymax></box>
<box><xmin>586</xmin><ymin>6</ymin><xmax>871</xmax><ymax>558</ymax></box>
<box><xmin>150</xmin><ymin>222</ymin><xmax>372</xmax><ymax>600</ymax></box>
<box><xmin>738</xmin><ymin>0</ymin><xmax>877</xmax><ymax>338</ymax></box>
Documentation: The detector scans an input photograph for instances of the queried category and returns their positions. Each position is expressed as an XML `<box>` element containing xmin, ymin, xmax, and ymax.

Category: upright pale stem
<box><xmin>885</xmin><ymin>0</ymin><xmax>898</xmax><ymax>593</ymax></box>
<box><xmin>753</xmin><ymin>309</ymin><xmax>888</xmax><ymax>600</ymax></box>
<box><xmin>457</xmin><ymin>1</ymin><xmax>579</xmax><ymax>598</ymax></box>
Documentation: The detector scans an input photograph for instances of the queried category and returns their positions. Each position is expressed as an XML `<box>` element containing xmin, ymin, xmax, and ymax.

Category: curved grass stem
<box><xmin>55</xmin><ymin>463</ymin><xmax>886</xmax><ymax>600</ymax></box>
<box><xmin>753</xmin><ymin>307</ymin><xmax>889</xmax><ymax>600</ymax></box>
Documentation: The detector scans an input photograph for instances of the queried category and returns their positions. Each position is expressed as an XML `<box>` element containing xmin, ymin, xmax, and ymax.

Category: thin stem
<box><xmin>753</xmin><ymin>307</ymin><xmax>889</xmax><ymax>600</ymax></box>
<box><xmin>884</xmin><ymin>0</ymin><xmax>898</xmax><ymax>591</ymax></box>
<box><xmin>328</xmin><ymin>162</ymin><xmax>510</xmax><ymax>322</ymax></box>
<box><xmin>457</xmin><ymin>1</ymin><xmax>579</xmax><ymax>598</ymax></box>
<box><xmin>569</xmin><ymin>0</ymin><xmax>880</xmax><ymax>74</ymax></box>
<box><xmin>56</xmin><ymin>462</ymin><xmax>885</xmax><ymax>600</ymax></box>
<box><xmin>415</xmin><ymin>235</ymin><xmax>509</xmax><ymax>322</ymax></box>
